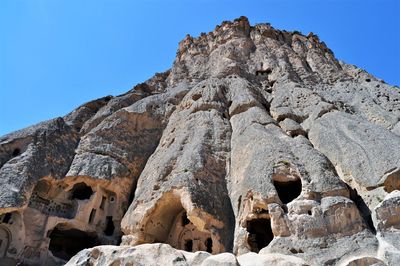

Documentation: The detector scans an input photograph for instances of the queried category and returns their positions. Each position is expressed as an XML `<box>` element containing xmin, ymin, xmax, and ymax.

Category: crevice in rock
<box><xmin>345</xmin><ymin>184</ymin><xmax>376</xmax><ymax>234</ymax></box>
<box><xmin>88</xmin><ymin>209</ymin><xmax>96</xmax><ymax>223</ymax></box>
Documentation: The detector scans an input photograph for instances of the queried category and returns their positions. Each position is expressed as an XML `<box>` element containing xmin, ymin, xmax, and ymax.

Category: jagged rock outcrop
<box><xmin>0</xmin><ymin>16</ymin><xmax>399</xmax><ymax>266</ymax></box>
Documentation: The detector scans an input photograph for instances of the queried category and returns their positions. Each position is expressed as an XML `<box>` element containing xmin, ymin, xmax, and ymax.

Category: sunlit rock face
<box><xmin>1</xmin><ymin>16</ymin><xmax>399</xmax><ymax>266</ymax></box>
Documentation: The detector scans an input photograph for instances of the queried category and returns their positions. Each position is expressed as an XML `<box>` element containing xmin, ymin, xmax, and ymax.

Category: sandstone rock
<box><xmin>200</xmin><ymin>253</ymin><xmax>238</xmax><ymax>266</ymax></box>
<box><xmin>309</xmin><ymin>111</ymin><xmax>400</xmax><ymax>190</ymax></box>
<box><xmin>66</xmin><ymin>244</ymin><xmax>190</xmax><ymax>266</ymax></box>
<box><xmin>237</xmin><ymin>252</ymin><xmax>308</xmax><ymax>266</ymax></box>
<box><xmin>0</xmin><ymin>118</ymin><xmax>79</xmax><ymax>210</ymax></box>
<box><xmin>342</xmin><ymin>256</ymin><xmax>385</xmax><ymax>266</ymax></box>
<box><xmin>0</xmin><ymin>16</ymin><xmax>399</xmax><ymax>266</ymax></box>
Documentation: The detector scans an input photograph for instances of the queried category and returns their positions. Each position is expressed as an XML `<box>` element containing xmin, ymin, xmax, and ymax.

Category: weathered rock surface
<box><xmin>0</xmin><ymin>16</ymin><xmax>399</xmax><ymax>266</ymax></box>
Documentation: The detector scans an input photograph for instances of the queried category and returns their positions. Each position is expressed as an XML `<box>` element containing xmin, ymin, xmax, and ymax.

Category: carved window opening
<box><xmin>273</xmin><ymin>179</ymin><xmax>302</xmax><ymax>204</ymax></box>
<box><xmin>104</xmin><ymin>216</ymin><xmax>115</xmax><ymax>236</ymax></box>
<box><xmin>48</xmin><ymin>226</ymin><xmax>99</xmax><ymax>261</ymax></box>
<box><xmin>206</xmin><ymin>237</ymin><xmax>213</xmax><ymax>253</ymax></box>
<box><xmin>1</xmin><ymin>213</ymin><xmax>12</xmax><ymax>224</ymax></box>
<box><xmin>89</xmin><ymin>209</ymin><xmax>96</xmax><ymax>224</ymax></box>
<box><xmin>100</xmin><ymin>196</ymin><xmax>106</xmax><ymax>210</ymax></box>
<box><xmin>184</xmin><ymin>239</ymin><xmax>193</xmax><ymax>252</ymax></box>
<box><xmin>70</xmin><ymin>182</ymin><xmax>93</xmax><ymax>200</ymax></box>
<box><xmin>246</xmin><ymin>218</ymin><xmax>273</xmax><ymax>252</ymax></box>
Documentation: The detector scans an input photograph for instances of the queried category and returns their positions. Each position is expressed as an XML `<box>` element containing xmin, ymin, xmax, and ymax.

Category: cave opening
<box><xmin>246</xmin><ymin>218</ymin><xmax>273</xmax><ymax>252</ymax></box>
<box><xmin>48</xmin><ymin>226</ymin><xmax>99</xmax><ymax>261</ymax></box>
<box><xmin>100</xmin><ymin>196</ymin><xmax>106</xmax><ymax>210</ymax></box>
<box><xmin>104</xmin><ymin>216</ymin><xmax>115</xmax><ymax>236</ymax></box>
<box><xmin>273</xmin><ymin>179</ymin><xmax>302</xmax><ymax>204</ymax></box>
<box><xmin>70</xmin><ymin>182</ymin><xmax>93</xmax><ymax>200</ymax></box>
<box><xmin>12</xmin><ymin>148</ymin><xmax>20</xmax><ymax>157</ymax></box>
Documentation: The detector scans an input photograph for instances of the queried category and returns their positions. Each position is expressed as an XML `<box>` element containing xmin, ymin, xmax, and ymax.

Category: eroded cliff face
<box><xmin>0</xmin><ymin>17</ymin><xmax>399</xmax><ymax>266</ymax></box>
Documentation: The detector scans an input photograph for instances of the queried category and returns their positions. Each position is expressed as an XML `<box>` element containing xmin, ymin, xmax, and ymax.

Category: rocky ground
<box><xmin>0</xmin><ymin>17</ymin><xmax>399</xmax><ymax>266</ymax></box>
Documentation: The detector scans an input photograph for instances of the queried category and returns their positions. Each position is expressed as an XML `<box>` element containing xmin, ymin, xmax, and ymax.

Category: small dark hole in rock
<box><xmin>12</xmin><ymin>148</ymin><xmax>21</xmax><ymax>157</ymax></box>
<box><xmin>182</xmin><ymin>213</ymin><xmax>190</xmax><ymax>226</ymax></box>
<box><xmin>2</xmin><ymin>213</ymin><xmax>12</xmax><ymax>224</ymax></box>
<box><xmin>184</xmin><ymin>239</ymin><xmax>193</xmax><ymax>252</ymax></box>
<box><xmin>308</xmin><ymin>210</ymin><xmax>312</xmax><ymax>215</ymax></box>
<box><xmin>100</xmin><ymin>196</ymin><xmax>106</xmax><ymax>210</ymax></box>
<box><xmin>192</xmin><ymin>94</ymin><xmax>202</xmax><ymax>101</ymax></box>
<box><xmin>206</xmin><ymin>238</ymin><xmax>213</xmax><ymax>253</ymax></box>
<box><xmin>365</xmin><ymin>78</ymin><xmax>371</xmax><ymax>82</ymax></box>
<box><xmin>290</xmin><ymin>248</ymin><xmax>298</xmax><ymax>254</ymax></box>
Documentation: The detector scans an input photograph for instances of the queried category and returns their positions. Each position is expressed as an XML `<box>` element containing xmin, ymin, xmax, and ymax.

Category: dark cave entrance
<box><xmin>273</xmin><ymin>179</ymin><xmax>302</xmax><ymax>204</ymax></box>
<box><xmin>70</xmin><ymin>182</ymin><xmax>93</xmax><ymax>200</ymax></box>
<box><xmin>12</xmin><ymin>148</ymin><xmax>20</xmax><ymax>157</ymax></box>
<box><xmin>246</xmin><ymin>218</ymin><xmax>274</xmax><ymax>252</ymax></box>
<box><xmin>48</xmin><ymin>226</ymin><xmax>99</xmax><ymax>261</ymax></box>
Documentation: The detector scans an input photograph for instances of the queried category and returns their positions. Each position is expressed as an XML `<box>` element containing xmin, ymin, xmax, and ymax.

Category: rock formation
<box><xmin>0</xmin><ymin>16</ymin><xmax>399</xmax><ymax>266</ymax></box>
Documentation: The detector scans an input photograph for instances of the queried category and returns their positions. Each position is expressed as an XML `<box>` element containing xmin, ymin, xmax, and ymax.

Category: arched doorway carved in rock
<box><xmin>166</xmin><ymin>211</ymin><xmax>214</xmax><ymax>253</ymax></box>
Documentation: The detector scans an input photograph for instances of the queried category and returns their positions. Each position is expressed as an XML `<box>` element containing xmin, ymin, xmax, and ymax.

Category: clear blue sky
<box><xmin>1</xmin><ymin>0</ymin><xmax>399</xmax><ymax>136</ymax></box>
